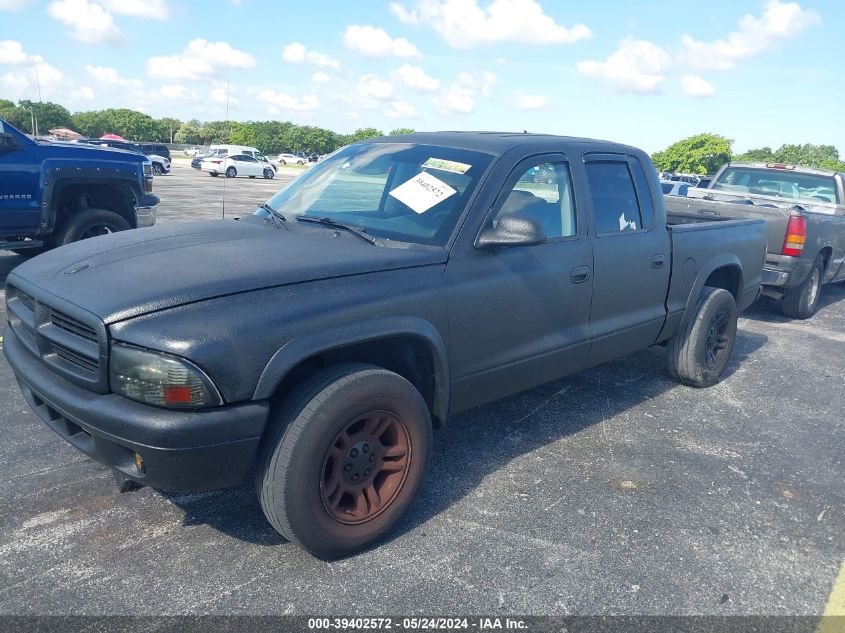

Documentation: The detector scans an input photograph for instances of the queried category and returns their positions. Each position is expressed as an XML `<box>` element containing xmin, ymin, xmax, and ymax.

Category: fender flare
<box><xmin>253</xmin><ymin>316</ymin><xmax>450</xmax><ymax>423</ymax></box>
<box><xmin>41</xmin><ymin>165</ymin><xmax>144</xmax><ymax>234</ymax></box>
<box><xmin>677</xmin><ymin>254</ymin><xmax>744</xmax><ymax>333</ymax></box>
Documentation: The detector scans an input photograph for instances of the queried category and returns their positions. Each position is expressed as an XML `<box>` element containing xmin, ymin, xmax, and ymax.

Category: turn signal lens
<box><xmin>110</xmin><ymin>343</ymin><xmax>223</xmax><ymax>409</ymax></box>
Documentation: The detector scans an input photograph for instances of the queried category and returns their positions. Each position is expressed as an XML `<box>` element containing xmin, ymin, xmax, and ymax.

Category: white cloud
<box><xmin>2</xmin><ymin>61</ymin><xmax>94</xmax><ymax>103</ymax></box>
<box><xmin>85</xmin><ymin>64</ymin><xmax>143</xmax><ymax>89</ymax></box>
<box><xmin>515</xmin><ymin>92</ymin><xmax>548</xmax><ymax>110</ymax></box>
<box><xmin>433</xmin><ymin>79</ymin><xmax>475</xmax><ymax>114</ymax></box>
<box><xmin>577</xmin><ymin>38</ymin><xmax>670</xmax><ymax>94</ymax></box>
<box><xmin>681</xmin><ymin>0</ymin><xmax>819</xmax><ymax>71</ymax></box>
<box><xmin>209</xmin><ymin>86</ymin><xmax>235</xmax><ymax>104</ymax></box>
<box><xmin>0</xmin><ymin>40</ymin><xmax>41</xmax><ymax>65</ymax></box>
<box><xmin>47</xmin><ymin>0</ymin><xmax>123</xmax><ymax>45</ymax></box>
<box><xmin>343</xmin><ymin>25</ymin><xmax>420</xmax><ymax>58</ymax></box>
<box><xmin>100</xmin><ymin>0</ymin><xmax>169</xmax><ymax>20</ymax></box>
<box><xmin>385</xmin><ymin>99</ymin><xmax>419</xmax><ymax>119</ymax></box>
<box><xmin>391</xmin><ymin>0</ymin><xmax>591</xmax><ymax>48</ymax></box>
<box><xmin>282</xmin><ymin>42</ymin><xmax>306</xmax><ymax>62</ymax></box>
<box><xmin>311</xmin><ymin>71</ymin><xmax>330</xmax><ymax>83</ymax></box>
<box><xmin>392</xmin><ymin>64</ymin><xmax>440</xmax><ymax>92</ymax></box>
<box><xmin>357</xmin><ymin>74</ymin><xmax>394</xmax><ymax>100</ymax></box>
<box><xmin>147</xmin><ymin>39</ymin><xmax>255</xmax><ymax>79</ymax></box>
<box><xmin>0</xmin><ymin>0</ymin><xmax>31</xmax><ymax>10</ymax></box>
<box><xmin>681</xmin><ymin>74</ymin><xmax>715</xmax><ymax>98</ymax></box>
<box><xmin>257</xmin><ymin>89</ymin><xmax>320</xmax><ymax>114</ymax></box>
<box><xmin>282</xmin><ymin>42</ymin><xmax>340</xmax><ymax>69</ymax></box>
<box><xmin>159</xmin><ymin>83</ymin><xmax>196</xmax><ymax>100</ymax></box>
<box><xmin>481</xmin><ymin>70</ymin><xmax>497</xmax><ymax>96</ymax></box>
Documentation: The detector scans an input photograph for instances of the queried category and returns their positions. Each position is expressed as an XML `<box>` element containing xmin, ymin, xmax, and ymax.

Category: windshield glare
<box><xmin>713</xmin><ymin>167</ymin><xmax>839</xmax><ymax>204</ymax></box>
<box><xmin>256</xmin><ymin>142</ymin><xmax>494</xmax><ymax>246</ymax></box>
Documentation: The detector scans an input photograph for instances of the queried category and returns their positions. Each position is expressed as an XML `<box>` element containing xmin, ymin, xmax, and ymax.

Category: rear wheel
<box><xmin>53</xmin><ymin>208</ymin><xmax>132</xmax><ymax>246</ymax></box>
<box><xmin>225</xmin><ymin>166</ymin><xmax>237</xmax><ymax>178</ymax></box>
<box><xmin>256</xmin><ymin>364</ymin><xmax>432</xmax><ymax>559</ymax></box>
<box><xmin>782</xmin><ymin>255</ymin><xmax>823</xmax><ymax>319</ymax></box>
<box><xmin>667</xmin><ymin>286</ymin><xmax>738</xmax><ymax>387</ymax></box>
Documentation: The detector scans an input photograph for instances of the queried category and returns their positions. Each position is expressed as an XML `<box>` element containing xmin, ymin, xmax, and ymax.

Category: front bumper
<box><xmin>135</xmin><ymin>193</ymin><xmax>159</xmax><ymax>228</ymax></box>
<box><xmin>3</xmin><ymin>326</ymin><xmax>269</xmax><ymax>492</ymax></box>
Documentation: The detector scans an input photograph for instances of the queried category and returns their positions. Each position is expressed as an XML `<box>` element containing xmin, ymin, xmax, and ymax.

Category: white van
<box><xmin>208</xmin><ymin>145</ymin><xmax>272</xmax><ymax>164</ymax></box>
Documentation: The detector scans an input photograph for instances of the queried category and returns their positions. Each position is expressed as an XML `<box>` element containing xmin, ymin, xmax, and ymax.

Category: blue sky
<box><xmin>1</xmin><ymin>0</ymin><xmax>841</xmax><ymax>154</ymax></box>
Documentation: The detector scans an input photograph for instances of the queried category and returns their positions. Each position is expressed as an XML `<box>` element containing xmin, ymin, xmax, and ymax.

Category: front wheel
<box><xmin>782</xmin><ymin>256</ymin><xmax>823</xmax><ymax>319</ymax></box>
<box><xmin>256</xmin><ymin>364</ymin><xmax>432</xmax><ymax>559</ymax></box>
<box><xmin>263</xmin><ymin>168</ymin><xmax>274</xmax><ymax>179</ymax></box>
<box><xmin>667</xmin><ymin>286</ymin><xmax>738</xmax><ymax>388</ymax></box>
<box><xmin>53</xmin><ymin>208</ymin><xmax>132</xmax><ymax>246</ymax></box>
<box><xmin>225</xmin><ymin>167</ymin><xmax>237</xmax><ymax>178</ymax></box>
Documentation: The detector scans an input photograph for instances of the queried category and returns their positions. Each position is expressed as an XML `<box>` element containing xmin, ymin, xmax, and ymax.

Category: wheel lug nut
<box><xmin>364</xmin><ymin>469</ymin><xmax>370</xmax><ymax>476</ymax></box>
<box><xmin>362</xmin><ymin>444</ymin><xmax>369</xmax><ymax>453</ymax></box>
<box><xmin>350</xmin><ymin>449</ymin><xmax>358</xmax><ymax>458</ymax></box>
<box><xmin>369</xmin><ymin>455</ymin><xmax>375</xmax><ymax>462</ymax></box>
<box><xmin>351</xmin><ymin>473</ymin><xmax>359</xmax><ymax>481</ymax></box>
<box><xmin>344</xmin><ymin>464</ymin><xmax>352</xmax><ymax>472</ymax></box>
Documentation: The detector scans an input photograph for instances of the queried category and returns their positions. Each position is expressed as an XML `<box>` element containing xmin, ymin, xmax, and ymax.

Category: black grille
<box><xmin>15</xmin><ymin>289</ymin><xmax>36</xmax><ymax>312</ymax></box>
<box><xmin>7</xmin><ymin>283</ymin><xmax>107</xmax><ymax>391</ymax></box>
<box><xmin>49</xmin><ymin>309</ymin><xmax>98</xmax><ymax>343</ymax></box>
<box><xmin>52</xmin><ymin>344</ymin><xmax>100</xmax><ymax>374</ymax></box>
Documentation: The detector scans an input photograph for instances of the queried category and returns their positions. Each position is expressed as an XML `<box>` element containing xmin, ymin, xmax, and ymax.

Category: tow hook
<box><xmin>113</xmin><ymin>470</ymin><xmax>144</xmax><ymax>493</ymax></box>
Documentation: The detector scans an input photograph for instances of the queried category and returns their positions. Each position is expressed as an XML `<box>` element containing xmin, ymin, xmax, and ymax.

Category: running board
<box><xmin>0</xmin><ymin>239</ymin><xmax>44</xmax><ymax>250</ymax></box>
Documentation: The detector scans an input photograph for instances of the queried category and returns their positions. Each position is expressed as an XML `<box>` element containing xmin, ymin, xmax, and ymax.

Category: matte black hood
<box><xmin>8</xmin><ymin>220</ymin><xmax>446</xmax><ymax>324</ymax></box>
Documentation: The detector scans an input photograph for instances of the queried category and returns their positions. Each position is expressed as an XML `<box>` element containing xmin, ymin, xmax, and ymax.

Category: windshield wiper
<box><xmin>296</xmin><ymin>216</ymin><xmax>377</xmax><ymax>245</ymax></box>
<box><xmin>260</xmin><ymin>203</ymin><xmax>287</xmax><ymax>230</ymax></box>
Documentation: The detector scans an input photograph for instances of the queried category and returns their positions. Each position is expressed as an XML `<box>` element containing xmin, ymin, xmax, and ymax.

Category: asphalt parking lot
<box><xmin>0</xmin><ymin>162</ymin><xmax>842</xmax><ymax>615</ymax></box>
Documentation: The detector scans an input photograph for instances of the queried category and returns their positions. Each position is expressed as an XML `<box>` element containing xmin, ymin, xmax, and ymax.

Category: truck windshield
<box><xmin>257</xmin><ymin>142</ymin><xmax>495</xmax><ymax>246</ymax></box>
<box><xmin>712</xmin><ymin>167</ymin><xmax>839</xmax><ymax>204</ymax></box>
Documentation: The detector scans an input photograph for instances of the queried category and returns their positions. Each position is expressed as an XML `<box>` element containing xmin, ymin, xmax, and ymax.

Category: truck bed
<box><xmin>662</xmin><ymin>212</ymin><xmax>767</xmax><ymax>339</ymax></box>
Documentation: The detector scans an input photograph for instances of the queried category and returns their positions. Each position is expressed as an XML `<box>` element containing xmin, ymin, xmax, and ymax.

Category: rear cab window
<box><xmin>713</xmin><ymin>166</ymin><xmax>839</xmax><ymax>204</ymax></box>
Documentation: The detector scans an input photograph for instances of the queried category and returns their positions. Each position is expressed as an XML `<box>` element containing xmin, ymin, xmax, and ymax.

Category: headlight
<box><xmin>110</xmin><ymin>343</ymin><xmax>223</xmax><ymax>409</ymax></box>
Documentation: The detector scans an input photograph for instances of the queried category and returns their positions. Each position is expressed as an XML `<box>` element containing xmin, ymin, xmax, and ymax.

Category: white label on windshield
<box><xmin>389</xmin><ymin>171</ymin><xmax>457</xmax><ymax>214</ymax></box>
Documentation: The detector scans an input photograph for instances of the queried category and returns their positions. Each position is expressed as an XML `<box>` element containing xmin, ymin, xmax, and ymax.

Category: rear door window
<box><xmin>585</xmin><ymin>161</ymin><xmax>643</xmax><ymax>234</ymax></box>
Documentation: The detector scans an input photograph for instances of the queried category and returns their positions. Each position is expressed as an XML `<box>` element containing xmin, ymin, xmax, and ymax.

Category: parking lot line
<box><xmin>820</xmin><ymin>561</ymin><xmax>845</xmax><ymax>622</ymax></box>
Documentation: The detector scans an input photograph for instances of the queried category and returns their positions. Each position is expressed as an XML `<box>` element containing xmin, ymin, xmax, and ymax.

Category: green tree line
<box><xmin>0</xmin><ymin>99</ymin><xmax>414</xmax><ymax>155</ymax></box>
<box><xmin>3</xmin><ymin>99</ymin><xmax>842</xmax><ymax>171</ymax></box>
<box><xmin>651</xmin><ymin>133</ymin><xmax>845</xmax><ymax>174</ymax></box>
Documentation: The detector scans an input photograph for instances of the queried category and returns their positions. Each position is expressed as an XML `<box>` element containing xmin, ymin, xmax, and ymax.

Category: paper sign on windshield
<box><xmin>389</xmin><ymin>171</ymin><xmax>457</xmax><ymax>214</ymax></box>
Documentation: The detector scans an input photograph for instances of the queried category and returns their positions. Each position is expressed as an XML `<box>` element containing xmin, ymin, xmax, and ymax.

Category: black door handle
<box><xmin>650</xmin><ymin>254</ymin><xmax>666</xmax><ymax>268</ymax></box>
<box><xmin>570</xmin><ymin>265</ymin><xmax>591</xmax><ymax>284</ymax></box>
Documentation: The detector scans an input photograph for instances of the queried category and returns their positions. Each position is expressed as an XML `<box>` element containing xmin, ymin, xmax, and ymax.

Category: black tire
<box><xmin>279</xmin><ymin>159</ymin><xmax>287</xmax><ymax>165</ymax></box>
<box><xmin>263</xmin><ymin>168</ymin><xmax>274</xmax><ymax>179</ymax></box>
<box><xmin>209</xmin><ymin>172</ymin><xmax>218</xmax><ymax>177</ymax></box>
<box><xmin>152</xmin><ymin>163</ymin><xmax>163</xmax><ymax>175</ymax></box>
<box><xmin>249</xmin><ymin>175</ymin><xmax>256</xmax><ymax>179</ymax></box>
<box><xmin>52</xmin><ymin>208</ymin><xmax>132</xmax><ymax>246</ymax></box>
<box><xmin>225</xmin><ymin>167</ymin><xmax>237</xmax><ymax>178</ymax></box>
<box><xmin>256</xmin><ymin>363</ymin><xmax>432</xmax><ymax>559</ymax></box>
<box><xmin>667</xmin><ymin>286</ymin><xmax>738</xmax><ymax>388</ymax></box>
<box><xmin>782</xmin><ymin>256</ymin><xmax>823</xmax><ymax>319</ymax></box>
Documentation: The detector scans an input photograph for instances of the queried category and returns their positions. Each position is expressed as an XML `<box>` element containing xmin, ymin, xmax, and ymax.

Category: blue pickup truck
<box><xmin>0</xmin><ymin>118</ymin><xmax>158</xmax><ymax>255</ymax></box>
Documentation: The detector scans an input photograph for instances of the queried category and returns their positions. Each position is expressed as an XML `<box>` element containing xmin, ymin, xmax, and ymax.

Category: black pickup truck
<box><xmin>3</xmin><ymin>133</ymin><xmax>766</xmax><ymax>558</ymax></box>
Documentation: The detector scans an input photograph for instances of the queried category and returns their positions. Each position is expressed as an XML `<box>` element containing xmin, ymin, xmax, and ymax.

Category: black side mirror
<box><xmin>0</xmin><ymin>132</ymin><xmax>19</xmax><ymax>151</ymax></box>
<box><xmin>477</xmin><ymin>213</ymin><xmax>547</xmax><ymax>248</ymax></box>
